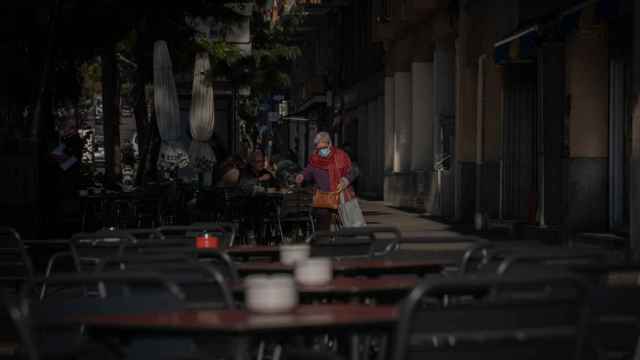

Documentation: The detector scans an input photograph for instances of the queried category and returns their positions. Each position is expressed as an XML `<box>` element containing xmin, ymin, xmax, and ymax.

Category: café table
<box><xmin>226</xmin><ymin>245</ymin><xmax>280</xmax><ymax>261</ymax></box>
<box><xmin>233</xmin><ymin>275</ymin><xmax>419</xmax><ymax>304</ymax></box>
<box><xmin>235</xmin><ymin>258</ymin><xmax>449</xmax><ymax>277</ymax></box>
<box><xmin>66</xmin><ymin>304</ymin><xmax>398</xmax><ymax>360</ymax></box>
<box><xmin>23</xmin><ymin>239</ymin><xmax>71</xmax><ymax>247</ymax></box>
<box><xmin>569</xmin><ymin>263</ymin><xmax>640</xmax><ymax>287</ymax></box>
<box><xmin>79</xmin><ymin>190</ymin><xmax>162</xmax><ymax>231</ymax></box>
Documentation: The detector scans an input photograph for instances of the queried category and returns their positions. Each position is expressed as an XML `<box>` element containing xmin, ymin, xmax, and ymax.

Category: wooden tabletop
<box><xmin>234</xmin><ymin>275</ymin><xmax>419</xmax><ymax>296</ymax></box>
<box><xmin>23</xmin><ymin>239</ymin><xmax>70</xmax><ymax>247</ymax></box>
<box><xmin>70</xmin><ymin>304</ymin><xmax>398</xmax><ymax>334</ymax></box>
<box><xmin>226</xmin><ymin>245</ymin><xmax>279</xmax><ymax>259</ymax></box>
<box><xmin>236</xmin><ymin>258</ymin><xmax>447</xmax><ymax>276</ymax></box>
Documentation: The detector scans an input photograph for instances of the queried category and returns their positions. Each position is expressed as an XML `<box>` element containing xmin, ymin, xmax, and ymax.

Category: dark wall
<box><xmin>213</xmin><ymin>95</ymin><xmax>233</xmax><ymax>159</ymax></box>
<box><xmin>567</xmin><ymin>158</ymin><xmax>608</xmax><ymax>232</ymax></box>
<box><xmin>480</xmin><ymin>161</ymin><xmax>500</xmax><ymax>219</ymax></box>
<box><xmin>458</xmin><ymin>161</ymin><xmax>476</xmax><ymax>222</ymax></box>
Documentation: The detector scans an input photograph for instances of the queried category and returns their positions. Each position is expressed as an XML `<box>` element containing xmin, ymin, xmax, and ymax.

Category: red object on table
<box><xmin>195</xmin><ymin>234</ymin><xmax>219</xmax><ymax>249</ymax></box>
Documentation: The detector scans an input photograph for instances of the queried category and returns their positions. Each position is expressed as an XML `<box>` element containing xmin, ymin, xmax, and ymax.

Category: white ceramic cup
<box><xmin>245</xmin><ymin>274</ymin><xmax>298</xmax><ymax>313</ymax></box>
<box><xmin>280</xmin><ymin>244</ymin><xmax>311</xmax><ymax>265</ymax></box>
<box><xmin>294</xmin><ymin>258</ymin><xmax>333</xmax><ymax>286</ymax></box>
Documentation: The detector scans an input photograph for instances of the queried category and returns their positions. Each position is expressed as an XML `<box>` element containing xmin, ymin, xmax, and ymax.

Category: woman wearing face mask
<box><xmin>295</xmin><ymin>131</ymin><xmax>363</xmax><ymax>230</ymax></box>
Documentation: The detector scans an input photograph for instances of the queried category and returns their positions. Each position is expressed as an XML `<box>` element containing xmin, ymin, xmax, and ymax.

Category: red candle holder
<box><xmin>196</xmin><ymin>234</ymin><xmax>220</xmax><ymax>249</ymax></box>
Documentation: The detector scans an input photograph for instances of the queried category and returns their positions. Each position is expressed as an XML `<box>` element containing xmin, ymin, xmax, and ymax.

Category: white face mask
<box><xmin>319</xmin><ymin>147</ymin><xmax>331</xmax><ymax>158</ymax></box>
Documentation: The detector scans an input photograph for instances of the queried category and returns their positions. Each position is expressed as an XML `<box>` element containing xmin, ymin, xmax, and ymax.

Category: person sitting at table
<box><xmin>217</xmin><ymin>154</ymin><xmax>249</xmax><ymax>187</ymax></box>
<box><xmin>238</xmin><ymin>150</ymin><xmax>279</xmax><ymax>191</ymax></box>
<box><xmin>252</xmin><ymin>149</ymin><xmax>278</xmax><ymax>188</ymax></box>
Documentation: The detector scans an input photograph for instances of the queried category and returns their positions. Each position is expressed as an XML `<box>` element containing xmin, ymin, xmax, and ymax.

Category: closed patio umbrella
<box><xmin>189</xmin><ymin>52</ymin><xmax>216</xmax><ymax>186</ymax></box>
<box><xmin>153</xmin><ymin>40</ymin><xmax>189</xmax><ymax>178</ymax></box>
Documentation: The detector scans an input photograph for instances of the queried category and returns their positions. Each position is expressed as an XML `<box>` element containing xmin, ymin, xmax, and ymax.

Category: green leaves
<box><xmin>198</xmin><ymin>4</ymin><xmax>304</xmax><ymax>121</ymax></box>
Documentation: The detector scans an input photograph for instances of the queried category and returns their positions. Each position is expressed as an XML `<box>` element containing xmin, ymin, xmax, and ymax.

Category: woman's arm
<box><xmin>340</xmin><ymin>162</ymin><xmax>359</xmax><ymax>188</ymax></box>
<box><xmin>302</xmin><ymin>166</ymin><xmax>314</xmax><ymax>183</ymax></box>
<box><xmin>296</xmin><ymin>165</ymin><xmax>315</xmax><ymax>185</ymax></box>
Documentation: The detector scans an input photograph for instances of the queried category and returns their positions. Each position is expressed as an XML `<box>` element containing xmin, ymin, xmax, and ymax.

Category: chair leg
<box><xmin>257</xmin><ymin>341</ymin><xmax>266</xmax><ymax>360</ymax></box>
<box><xmin>278</xmin><ymin>217</ymin><xmax>285</xmax><ymax>243</ymax></box>
<box><xmin>40</xmin><ymin>252</ymin><xmax>72</xmax><ymax>299</ymax></box>
<box><xmin>273</xmin><ymin>344</ymin><xmax>283</xmax><ymax>360</ymax></box>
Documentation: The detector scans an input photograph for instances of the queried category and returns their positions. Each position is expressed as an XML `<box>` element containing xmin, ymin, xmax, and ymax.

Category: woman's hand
<box><xmin>295</xmin><ymin>174</ymin><xmax>304</xmax><ymax>185</ymax></box>
<box><xmin>336</xmin><ymin>178</ymin><xmax>349</xmax><ymax>192</ymax></box>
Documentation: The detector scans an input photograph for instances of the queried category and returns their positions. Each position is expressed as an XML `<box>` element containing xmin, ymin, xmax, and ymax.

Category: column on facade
<box><xmin>433</xmin><ymin>42</ymin><xmax>455</xmax><ymax>164</ymax></box>
<box><xmin>429</xmin><ymin>35</ymin><xmax>456</xmax><ymax>217</ymax></box>
<box><xmin>631</xmin><ymin>0</ymin><xmax>640</xmax><ymax>258</ymax></box>
<box><xmin>393</xmin><ymin>36</ymin><xmax>413</xmax><ymax>174</ymax></box>
<box><xmin>454</xmin><ymin>7</ymin><xmax>478</xmax><ymax>222</ymax></box>
<box><xmin>565</xmin><ymin>22</ymin><xmax>609</xmax><ymax>233</ymax></box>
<box><xmin>537</xmin><ymin>43</ymin><xmax>566</xmax><ymax>228</ymax></box>
<box><xmin>410</xmin><ymin>27</ymin><xmax>435</xmax><ymax>174</ymax></box>
<box><xmin>384</xmin><ymin>56</ymin><xmax>395</xmax><ymax>175</ymax></box>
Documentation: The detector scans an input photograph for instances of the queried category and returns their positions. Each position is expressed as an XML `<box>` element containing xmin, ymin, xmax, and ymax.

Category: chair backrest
<box><xmin>19</xmin><ymin>272</ymin><xmax>188</xmax><ymax>360</ymax></box>
<box><xmin>117</xmin><ymin>228</ymin><xmax>165</xmax><ymax>240</ymax></box>
<box><xmin>572</xmin><ymin>264</ymin><xmax>640</xmax><ymax>359</ymax></box>
<box><xmin>2</xmin><ymin>287</ymin><xmax>38</xmax><ymax>360</ymax></box>
<box><xmin>120</xmin><ymin>245</ymin><xmax>239</xmax><ymax>284</ymax></box>
<box><xmin>193</xmin><ymin>249</ymin><xmax>240</xmax><ymax>284</ymax></box>
<box><xmin>0</xmin><ymin>227</ymin><xmax>34</xmax><ymax>291</ymax></box>
<box><xmin>279</xmin><ymin>190</ymin><xmax>314</xmax><ymax>218</ymax></box>
<box><xmin>458</xmin><ymin>242</ymin><xmax>501</xmax><ymax>274</ymax></box>
<box><xmin>459</xmin><ymin>243</ymin><xmax>605</xmax><ymax>275</ymax></box>
<box><xmin>212</xmin><ymin>186</ymin><xmax>248</xmax><ymax>222</ymax></box>
<box><xmin>156</xmin><ymin>223</ymin><xmax>237</xmax><ymax>249</ymax></box>
<box><xmin>496</xmin><ymin>250</ymin><xmax>606</xmax><ymax>276</ymax></box>
<box><xmin>393</xmin><ymin>274</ymin><xmax>591</xmax><ymax>360</ymax></box>
<box><xmin>97</xmin><ymin>253</ymin><xmax>234</xmax><ymax>308</ymax></box>
<box><xmin>21</xmin><ymin>272</ymin><xmax>187</xmax><ymax>334</ymax></box>
<box><xmin>70</xmin><ymin>231</ymin><xmax>137</xmax><ymax>272</ymax></box>
<box><xmin>307</xmin><ymin>226</ymin><xmax>401</xmax><ymax>258</ymax></box>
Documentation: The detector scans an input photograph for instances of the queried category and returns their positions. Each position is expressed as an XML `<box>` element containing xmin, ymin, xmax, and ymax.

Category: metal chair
<box><xmin>19</xmin><ymin>272</ymin><xmax>190</xmax><ymax>360</ymax></box>
<box><xmin>571</xmin><ymin>263</ymin><xmax>640</xmax><ymax>360</ymax></box>
<box><xmin>69</xmin><ymin>231</ymin><xmax>137</xmax><ymax>273</ymax></box>
<box><xmin>392</xmin><ymin>274</ymin><xmax>592</xmax><ymax>360</ymax></box>
<box><xmin>117</xmin><ymin>228</ymin><xmax>165</xmax><ymax>240</ymax></box>
<box><xmin>496</xmin><ymin>251</ymin><xmax>606</xmax><ymax>276</ymax></box>
<box><xmin>276</xmin><ymin>189</ymin><xmax>316</xmax><ymax>242</ymax></box>
<box><xmin>306</xmin><ymin>226</ymin><xmax>401</xmax><ymax>258</ymax></box>
<box><xmin>2</xmin><ymin>287</ymin><xmax>38</xmax><ymax>360</ymax></box>
<box><xmin>96</xmin><ymin>253</ymin><xmax>235</xmax><ymax>308</ymax></box>
<box><xmin>0</xmin><ymin>227</ymin><xmax>34</xmax><ymax>294</ymax></box>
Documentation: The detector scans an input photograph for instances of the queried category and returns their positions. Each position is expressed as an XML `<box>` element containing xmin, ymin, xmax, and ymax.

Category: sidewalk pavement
<box><xmin>359</xmin><ymin>199</ymin><xmax>489</xmax><ymax>257</ymax></box>
<box><xmin>360</xmin><ymin>199</ymin><xmax>493</xmax><ymax>243</ymax></box>
<box><xmin>359</xmin><ymin>199</ymin><xmax>626</xmax><ymax>263</ymax></box>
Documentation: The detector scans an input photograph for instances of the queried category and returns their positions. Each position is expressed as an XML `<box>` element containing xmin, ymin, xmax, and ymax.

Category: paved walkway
<box><xmin>359</xmin><ymin>200</ymin><xmax>491</xmax><ymax>257</ymax></box>
<box><xmin>359</xmin><ymin>200</ymin><xmax>626</xmax><ymax>263</ymax></box>
<box><xmin>360</xmin><ymin>200</ymin><xmax>487</xmax><ymax>242</ymax></box>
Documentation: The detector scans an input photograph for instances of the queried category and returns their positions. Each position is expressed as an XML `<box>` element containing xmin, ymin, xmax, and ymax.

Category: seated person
<box><xmin>217</xmin><ymin>154</ymin><xmax>245</xmax><ymax>187</ymax></box>
<box><xmin>251</xmin><ymin>150</ymin><xmax>279</xmax><ymax>189</ymax></box>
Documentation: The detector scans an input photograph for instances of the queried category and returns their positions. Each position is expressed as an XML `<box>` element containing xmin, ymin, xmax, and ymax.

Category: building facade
<box><xmin>290</xmin><ymin>0</ymin><xmax>640</xmax><ymax>248</ymax></box>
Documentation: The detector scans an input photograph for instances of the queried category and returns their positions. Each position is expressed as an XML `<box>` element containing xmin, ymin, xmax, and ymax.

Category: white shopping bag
<box><xmin>338</xmin><ymin>192</ymin><xmax>366</xmax><ymax>227</ymax></box>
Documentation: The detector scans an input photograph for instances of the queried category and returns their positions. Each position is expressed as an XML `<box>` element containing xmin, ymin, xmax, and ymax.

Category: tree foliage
<box><xmin>202</xmin><ymin>5</ymin><xmax>304</xmax><ymax>116</ymax></box>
